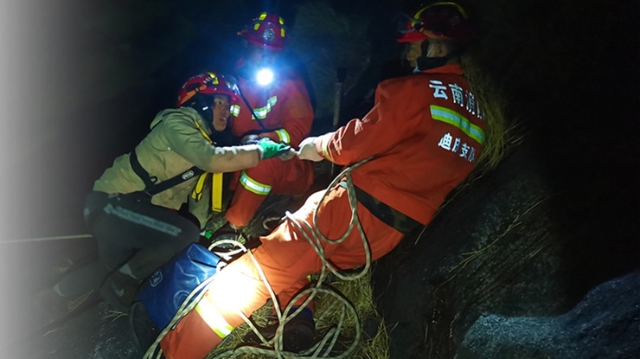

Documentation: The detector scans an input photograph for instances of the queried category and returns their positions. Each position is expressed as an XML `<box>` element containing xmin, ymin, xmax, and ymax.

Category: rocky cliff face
<box><xmin>372</xmin><ymin>135</ymin><xmax>639</xmax><ymax>358</ymax></box>
<box><xmin>461</xmin><ymin>270</ymin><xmax>640</xmax><ymax>359</ymax></box>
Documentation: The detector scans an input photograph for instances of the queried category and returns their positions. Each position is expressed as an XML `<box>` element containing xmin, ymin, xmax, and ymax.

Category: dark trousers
<box><xmin>57</xmin><ymin>191</ymin><xmax>199</xmax><ymax>298</ymax></box>
<box><xmin>86</xmin><ymin>191</ymin><xmax>199</xmax><ymax>277</ymax></box>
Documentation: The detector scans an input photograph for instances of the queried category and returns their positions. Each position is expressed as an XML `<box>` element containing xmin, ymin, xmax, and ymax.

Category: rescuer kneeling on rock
<box><xmin>38</xmin><ymin>72</ymin><xmax>290</xmax><ymax>321</ymax></box>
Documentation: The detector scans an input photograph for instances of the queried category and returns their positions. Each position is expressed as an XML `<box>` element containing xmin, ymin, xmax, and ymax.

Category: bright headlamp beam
<box><xmin>256</xmin><ymin>68</ymin><xmax>274</xmax><ymax>86</ymax></box>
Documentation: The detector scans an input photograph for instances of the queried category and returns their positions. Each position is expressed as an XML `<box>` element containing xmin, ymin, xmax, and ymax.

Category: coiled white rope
<box><xmin>143</xmin><ymin>158</ymin><xmax>372</xmax><ymax>359</ymax></box>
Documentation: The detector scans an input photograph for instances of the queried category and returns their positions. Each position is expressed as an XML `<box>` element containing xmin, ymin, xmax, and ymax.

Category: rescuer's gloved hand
<box><xmin>297</xmin><ymin>136</ymin><xmax>324</xmax><ymax>162</ymax></box>
<box><xmin>240</xmin><ymin>134</ymin><xmax>261</xmax><ymax>145</ymax></box>
<box><xmin>278</xmin><ymin>147</ymin><xmax>297</xmax><ymax>161</ymax></box>
<box><xmin>257</xmin><ymin>137</ymin><xmax>291</xmax><ymax>160</ymax></box>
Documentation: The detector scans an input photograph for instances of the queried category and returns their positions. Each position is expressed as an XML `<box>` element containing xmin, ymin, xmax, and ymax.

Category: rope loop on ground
<box><xmin>144</xmin><ymin>158</ymin><xmax>373</xmax><ymax>359</ymax></box>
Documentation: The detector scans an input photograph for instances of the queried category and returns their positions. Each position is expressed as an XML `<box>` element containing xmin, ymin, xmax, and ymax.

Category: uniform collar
<box><xmin>419</xmin><ymin>63</ymin><xmax>463</xmax><ymax>75</ymax></box>
<box><xmin>182</xmin><ymin>107</ymin><xmax>213</xmax><ymax>136</ymax></box>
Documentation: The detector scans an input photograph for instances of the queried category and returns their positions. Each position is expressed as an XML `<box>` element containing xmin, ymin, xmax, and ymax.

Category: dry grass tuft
<box><xmin>207</xmin><ymin>271</ymin><xmax>389</xmax><ymax>359</ymax></box>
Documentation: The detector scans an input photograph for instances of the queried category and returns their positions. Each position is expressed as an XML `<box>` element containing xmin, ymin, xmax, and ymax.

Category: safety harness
<box><xmin>189</xmin><ymin>122</ymin><xmax>226</xmax><ymax>212</ymax></box>
<box><xmin>338</xmin><ymin>181</ymin><xmax>422</xmax><ymax>236</ymax></box>
<box><xmin>129</xmin><ymin>150</ymin><xmax>203</xmax><ymax>197</ymax></box>
<box><xmin>128</xmin><ymin>119</ymin><xmax>225</xmax><ymax>212</ymax></box>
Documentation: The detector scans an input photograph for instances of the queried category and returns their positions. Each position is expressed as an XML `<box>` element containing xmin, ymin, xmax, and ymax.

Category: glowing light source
<box><xmin>256</xmin><ymin>68</ymin><xmax>274</xmax><ymax>86</ymax></box>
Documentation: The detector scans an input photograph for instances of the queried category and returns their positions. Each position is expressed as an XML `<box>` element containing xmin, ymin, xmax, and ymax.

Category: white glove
<box><xmin>297</xmin><ymin>136</ymin><xmax>324</xmax><ymax>162</ymax></box>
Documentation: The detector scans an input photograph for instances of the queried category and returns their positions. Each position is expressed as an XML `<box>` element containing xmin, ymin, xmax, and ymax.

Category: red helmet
<box><xmin>177</xmin><ymin>72</ymin><xmax>240</xmax><ymax>107</ymax></box>
<box><xmin>238</xmin><ymin>12</ymin><xmax>287</xmax><ymax>51</ymax></box>
<box><xmin>397</xmin><ymin>2</ymin><xmax>472</xmax><ymax>43</ymax></box>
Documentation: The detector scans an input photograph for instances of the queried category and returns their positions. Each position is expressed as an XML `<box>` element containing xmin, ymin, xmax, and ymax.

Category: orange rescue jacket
<box><xmin>232</xmin><ymin>61</ymin><xmax>314</xmax><ymax>147</ymax></box>
<box><xmin>317</xmin><ymin>64</ymin><xmax>486</xmax><ymax>225</ymax></box>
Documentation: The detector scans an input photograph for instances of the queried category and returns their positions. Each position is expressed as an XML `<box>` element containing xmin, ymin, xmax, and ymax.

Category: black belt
<box><xmin>129</xmin><ymin>150</ymin><xmax>203</xmax><ymax>196</ymax></box>
<box><xmin>338</xmin><ymin>182</ymin><xmax>422</xmax><ymax>236</ymax></box>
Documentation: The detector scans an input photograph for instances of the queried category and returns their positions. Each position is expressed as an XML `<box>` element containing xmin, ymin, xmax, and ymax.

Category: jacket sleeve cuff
<box><xmin>247</xmin><ymin>144</ymin><xmax>264</xmax><ymax>160</ymax></box>
<box><xmin>259</xmin><ymin>129</ymin><xmax>292</xmax><ymax>145</ymax></box>
<box><xmin>315</xmin><ymin>132</ymin><xmax>335</xmax><ymax>161</ymax></box>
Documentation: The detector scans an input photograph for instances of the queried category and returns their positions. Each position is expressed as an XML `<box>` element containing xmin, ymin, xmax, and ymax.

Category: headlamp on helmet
<box><xmin>256</xmin><ymin>68</ymin><xmax>275</xmax><ymax>86</ymax></box>
<box><xmin>238</xmin><ymin>12</ymin><xmax>287</xmax><ymax>51</ymax></box>
<box><xmin>397</xmin><ymin>2</ymin><xmax>471</xmax><ymax>43</ymax></box>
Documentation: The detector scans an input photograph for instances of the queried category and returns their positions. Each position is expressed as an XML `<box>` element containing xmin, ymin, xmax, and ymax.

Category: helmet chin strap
<box><xmin>415</xmin><ymin>40</ymin><xmax>463</xmax><ymax>71</ymax></box>
<box><xmin>185</xmin><ymin>96</ymin><xmax>214</xmax><ymax>132</ymax></box>
<box><xmin>416</xmin><ymin>50</ymin><xmax>463</xmax><ymax>71</ymax></box>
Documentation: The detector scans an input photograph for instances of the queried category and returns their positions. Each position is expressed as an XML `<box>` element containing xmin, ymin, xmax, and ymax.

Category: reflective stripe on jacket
<box><xmin>317</xmin><ymin>63</ymin><xmax>486</xmax><ymax>225</ymax></box>
<box><xmin>231</xmin><ymin>66</ymin><xmax>314</xmax><ymax>147</ymax></box>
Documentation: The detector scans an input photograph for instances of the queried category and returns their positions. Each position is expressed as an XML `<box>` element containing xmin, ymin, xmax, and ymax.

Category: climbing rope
<box><xmin>143</xmin><ymin>158</ymin><xmax>373</xmax><ymax>359</ymax></box>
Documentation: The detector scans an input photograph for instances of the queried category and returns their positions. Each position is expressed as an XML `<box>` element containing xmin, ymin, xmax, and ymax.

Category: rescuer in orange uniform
<box><xmin>160</xmin><ymin>3</ymin><xmax>487</xmax><ymax>358</ymax></box>
<box><xmin>212</xmin><ymin>12</ymin><xmax>315</xmax><ymax>237</ymax></box>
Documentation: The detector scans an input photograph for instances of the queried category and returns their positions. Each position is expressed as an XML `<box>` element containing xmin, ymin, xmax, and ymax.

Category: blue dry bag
<box><xmin>135</xmin><ymin>243</ymin><xmax>223</xmax><ymax>330</ymax></box>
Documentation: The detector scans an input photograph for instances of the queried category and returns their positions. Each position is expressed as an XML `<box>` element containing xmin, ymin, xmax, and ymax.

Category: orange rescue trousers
<box><xmin>225</xmin><ymin>157</ymin><xmax>314</xmax><ymax>227</ymax></box>
<box><xmin>160</xmin><ymin>186</ymin><xmax>404</xmax><ymax>359</ymax></box>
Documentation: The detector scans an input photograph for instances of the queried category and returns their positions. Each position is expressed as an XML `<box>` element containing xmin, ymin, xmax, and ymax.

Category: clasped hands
<box><xmin>243</xmin><ymin>134</ymin><xmax>323</xmax><ymax>162</ymax></box>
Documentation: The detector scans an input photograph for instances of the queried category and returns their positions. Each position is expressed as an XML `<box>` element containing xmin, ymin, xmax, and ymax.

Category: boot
<box><xmin>100</xmin><ymin>270</ymin><xmax>142</xmax><ymax>311</ymax></box>
<box><xmin>208</xmin><ymin>222</ymin><xmax>243</xmax><ymax>251</ymax></box>
<box><xmin>243</xmin><ymin>306</ymin><xmax>315</xmax><ymax>353</ymax></box>
<box><xmin>55</xmin><ymin>260</ymin><xmax>110</xmax><ymax>299</ymax></box>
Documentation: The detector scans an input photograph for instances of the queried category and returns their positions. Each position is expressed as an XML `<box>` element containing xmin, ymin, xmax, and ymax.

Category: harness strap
<box><xmin>147</xmin><ymin>167</ymin><xmax>203</xmax><ymax>196</ymax></box>
<box><xmin>338</xmin><ymin>182</ymin><xmax>422</xmax><ymax>236</ymax></box>
<box><xmin>190</xmin><ymin>122</ymin><xmax>225</xmax><ymax>212</ymax></box>
<box><xmin>129</xmin><ymin>149</ymin><xmax>204</xmax><ymax>196</ymax></box>
<box><xmin>211</xmin><ymin>173</ymin><xmax>223</xmax><ymax>212</ymax></box>
<box><xmin>129</xmin><ymin>150</ymin><xmax>157</xmax><ymax>189</ymax></box>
